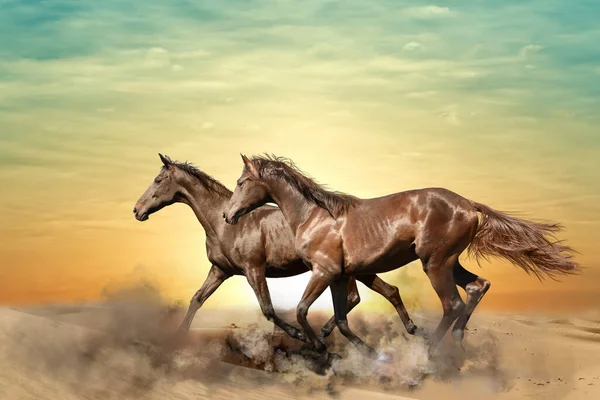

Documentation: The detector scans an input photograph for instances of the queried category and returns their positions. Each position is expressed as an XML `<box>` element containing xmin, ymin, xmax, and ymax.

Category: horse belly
<box><xmin>265</xmin><ymin>260</ymin><xmax>309</xmax><ymax>278</ymax></box>
<box><xmin>344</xmin><ymin>240</ymin><xmax>417</xmax><ymax>275</ymax></box>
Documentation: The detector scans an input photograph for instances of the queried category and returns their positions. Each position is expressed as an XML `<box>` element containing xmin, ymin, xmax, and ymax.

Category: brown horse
<box><xmin>223</xmin><ymin>154</ymin><xmax>579</xmax><ymax>355</ymax></box>
<box><xmin>133</xmin><ymin>154</ymin><xmax>420</xmax><ymax>343</ymax></box>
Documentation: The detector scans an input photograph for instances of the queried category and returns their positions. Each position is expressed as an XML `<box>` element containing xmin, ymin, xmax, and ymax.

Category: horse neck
<box><xmin>178</xmin><ymin>176</ymin><xmax>230</xmax><ymax>238</ymax></box>
<box><xmin>267</xmin><ymin>178</ymin><xmax>316</xmax><ymax>234</ymax></box>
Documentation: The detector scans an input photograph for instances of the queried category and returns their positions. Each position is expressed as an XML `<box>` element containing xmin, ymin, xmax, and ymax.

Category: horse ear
<box><xmin>241</xmin><ymin>154</ymin><xmax>259</xmax><ymax>178</ymax></box>
<box><xmin>159</xmin><ymin>153</ymin><xmax>170</xmax><ymax>167</ymax></box>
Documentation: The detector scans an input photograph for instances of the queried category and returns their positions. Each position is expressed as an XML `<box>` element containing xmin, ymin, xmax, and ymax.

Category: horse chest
<box><xmin>206</xmin><ymin>247</ymin><xmax>231</xmax><ymax>268</ymax></box>
<box><xmin>205</xmin><ymin>242</ymin><xmax>222</xmax><ymax>263</ymax></box>
<box><xmin>204</xmin><ymin>241</ymin><xmax>242</xmax><ymax>275</ymax></box>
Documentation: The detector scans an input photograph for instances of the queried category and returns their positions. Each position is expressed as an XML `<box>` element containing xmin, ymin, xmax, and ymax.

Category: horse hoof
<box><xmin>406</xmin><ymin>321</ymin><xmax>417</xmax><ymax>335</ymax></box>
<box><xmin>453</xmin><ymin>339</ymin><xmax>466</xmax><ymax>354</ymax></box>
<box><xmin>328</xmin><ymin>352</ymin><xmax>342</xmax><ymax>363</ymax></box>
<box><xmin>300</xmin><ymin>342</ymin><xmax>327</xmax><ymax>355</ymax></box>
<box><xmin>427</xmin><ymin>340</ymin><xmax>441</xmax><ymax>358</ymax></box>
<box><xmin>414</xmin><ymin>327</ymin><xmax>429</xmax><ymax>340</ymax></box>
<box><xmin>314</xmin><ymin>339</ymin><xmax>327</xmax><ymax>353</ymax></box>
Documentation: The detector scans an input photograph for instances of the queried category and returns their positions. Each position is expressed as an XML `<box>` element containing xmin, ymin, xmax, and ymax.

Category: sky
<box><xmin>1</xmin><ymin>0</ymin><xmax>599</xmax><ymax>314</ymax></box>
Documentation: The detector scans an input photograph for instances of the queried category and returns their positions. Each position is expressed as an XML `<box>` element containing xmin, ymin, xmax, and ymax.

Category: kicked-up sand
<box><xmin>1</xmin><ymin>284</ymin><xmax>599</xmax><ymax>400</ymax></box>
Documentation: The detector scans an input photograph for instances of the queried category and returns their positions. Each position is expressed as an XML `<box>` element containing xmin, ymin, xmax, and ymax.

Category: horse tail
<box><xmin>467</xmin><ymin>201</ymin><xmax>580</xmax><ymax>280</ymax></box>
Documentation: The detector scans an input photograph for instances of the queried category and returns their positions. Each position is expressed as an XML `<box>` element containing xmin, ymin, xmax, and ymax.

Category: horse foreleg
<box><xmin>246</xmin><ymin>267</ymin><xmax>308</xmax><ymax>342</ymax></box>
<box><xmin>330</xmin><ymin>277</ymin><xmax>376</xmax><ymax>356</ymax></box>
<box><xmin>177</xmin><ymin>264</ymin><xmax>228</xmax><ymax>334</ymax></box>
<box><xmin>319</xmin><ymin>277</ymin><xmax>360</xmax><ymax>339</ymax></box>
<box><xmin>357</xmin><ymin>274</ymin><xmax>419</xmax><ymax>335</ymax></box>
<box><xmin>296</xmin><ymin>267</ymin><xmax>334</xmax><ymax>352</ymax></box>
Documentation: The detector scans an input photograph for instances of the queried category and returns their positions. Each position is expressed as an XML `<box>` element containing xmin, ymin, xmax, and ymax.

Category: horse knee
<box><xmin>349</xmin><ymin>291</ymin><xmax>360</xmax><ymax>307</ymax></box>
<box><xmin>189</xmin><ymin>292</ymin><xmax>202</xmax><ymax>307</ymax></box>
<box><xmin>387</xmin><ymin>286</ymin><xmax>402</xmax><ymax>305</ymax></box>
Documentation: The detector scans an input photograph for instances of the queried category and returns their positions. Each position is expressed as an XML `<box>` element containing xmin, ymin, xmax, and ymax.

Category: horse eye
<box><xmin>154</xmin><ymin>179</ymin><xmax>162</xmax><ymax>184</ymax></box>
<box><xmin>237</xmin><ymin>181</ymin><xmax>244</xmax><ymax>188</ymax></box>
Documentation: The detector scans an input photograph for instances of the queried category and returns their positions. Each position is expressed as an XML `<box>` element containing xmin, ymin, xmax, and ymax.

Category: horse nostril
<box><xmin>133</xmin><ymin>207</ymin><xmax>138</xmax><ymax>215</ymax></box>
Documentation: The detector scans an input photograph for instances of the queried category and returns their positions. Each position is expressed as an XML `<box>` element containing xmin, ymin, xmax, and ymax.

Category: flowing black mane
<box><xmin>250</xmin><ymin>154</ymin><xmax>358</xmax><ymax>218</ymax></box>
<box><xmin>162</xmin><ymin>155</ymin><xmax>232</xmax><ymax>195</ymax></box>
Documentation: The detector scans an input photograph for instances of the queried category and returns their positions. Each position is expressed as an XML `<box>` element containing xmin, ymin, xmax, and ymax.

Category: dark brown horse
<box><xmin>223</xmin><ymin>154</ymin><xmax>579</xmax><ymax>354</ymax></box>
<box><xmin>133</xmin><ymin>154</ymin><xmax>420</xmax><ymax>342</ymax></box>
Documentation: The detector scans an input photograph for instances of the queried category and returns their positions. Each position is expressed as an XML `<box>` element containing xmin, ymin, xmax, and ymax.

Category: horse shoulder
<box><xmin>295</xmin><ymin>209</ymin><xmax>343</xmax><ymax>267</ymax></box>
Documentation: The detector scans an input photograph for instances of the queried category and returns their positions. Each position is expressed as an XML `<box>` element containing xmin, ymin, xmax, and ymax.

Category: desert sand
<box><xmin>1</xmin><ymin>287</ymin><xmax>599</xmax><ymax>400</ymax></box>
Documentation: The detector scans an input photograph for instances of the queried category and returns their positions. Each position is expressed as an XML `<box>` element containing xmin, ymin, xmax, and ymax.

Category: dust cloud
<box><xmin>2</xmin><ymin>281</ymin><xmax>513</xmax><ymax>399</ymax></box>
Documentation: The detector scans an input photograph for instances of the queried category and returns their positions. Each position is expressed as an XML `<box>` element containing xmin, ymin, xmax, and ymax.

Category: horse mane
<box><xmin>162</xmin><ymin>155</ymin><xmax>232</xmax><ymax>196</ymax></box>
<box><xmin>250</xmin><ymin>154</ymin><xmax>358</xmax><ymax>218</ymax></box>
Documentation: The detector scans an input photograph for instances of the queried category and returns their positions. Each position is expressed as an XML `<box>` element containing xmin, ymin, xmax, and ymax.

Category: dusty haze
<box><xmin>1</xmin><ymin>282</ymin><xmax>598</xmax><ymax>400</ymax></box>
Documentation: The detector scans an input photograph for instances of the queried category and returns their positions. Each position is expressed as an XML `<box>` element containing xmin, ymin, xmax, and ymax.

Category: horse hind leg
<box><xmin>357</xmin><ymin>274</ymin><xmax>420</xmax><ymax>335</ymax></box>
<box><xmin>423</xmin><ymin>254</ymin><xmax>466</xmax><ymax>350</ymax></box>
<box><xmin>451</xmin><ymin>262</ymin><xmax>491</xmax><ymax>344</ymax></box>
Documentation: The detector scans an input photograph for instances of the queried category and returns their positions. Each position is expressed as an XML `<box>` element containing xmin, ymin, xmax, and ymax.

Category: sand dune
<box><xmin>1</xmin><ymin>295</ymin><xmax>599</xmax><ymax>400</ymax></box>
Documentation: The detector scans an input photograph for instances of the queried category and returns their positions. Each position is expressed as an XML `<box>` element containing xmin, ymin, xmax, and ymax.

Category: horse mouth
<box><xmin>136</xmin><ymin>213</ymin><xmax>149</xmax><ymax>222</ymax></box>
<box><xmin>224</xmin><ymin>209</ymin><xmax>244</xmax><ymax>225</ymax></box>
<box><xmin>225</xmin><ymin>213</ymin><xmax>240</xmax><ymax>225</ymax></box>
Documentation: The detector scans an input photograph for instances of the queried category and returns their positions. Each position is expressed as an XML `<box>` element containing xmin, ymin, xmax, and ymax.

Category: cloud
<box><xmin>406</xmin><ymin>5</ymin><xmax>454</xmax><ymax>19</ymax></box>
<box><xmin>406</xmin><ymin>91</ymin><xmax>438</xmax><ymax>99</ymax></box>
<box><xmin>0</xmin><ymin>1</ymin><xmax>597</xmax><ymax>148</ymax></box>
<box><xmin>0</xmin><ymin>1</ymin><xmax>594</xmax><ymax>119</ymax></box>
<box><xmin>439</xmin><ymin>105</ymin><xmax>462</xmax><ymax>125</ymax></box>
<box><xmin>403</xmin><ymin>41</ymin><xmax>423</xmax><ymax>51</ymax></box>
<box><xmin>519</xmin><ymin>44</ymin><xmax>543</xmax><ymax>58</ymax></box>
<box><xmin>144</xmin><ymin>47</ymin><xmax>171</xmax><ymax>69</ymax></box>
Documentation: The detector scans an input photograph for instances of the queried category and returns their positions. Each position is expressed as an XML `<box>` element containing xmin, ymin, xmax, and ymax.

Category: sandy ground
<box><xmin>1</xmin><ymin>288</ymin><xmax>599</xmax><ymax>400</ymax></box>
